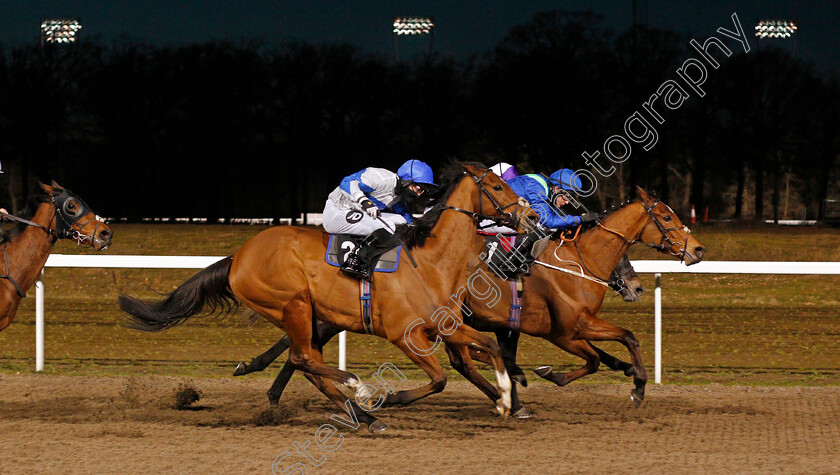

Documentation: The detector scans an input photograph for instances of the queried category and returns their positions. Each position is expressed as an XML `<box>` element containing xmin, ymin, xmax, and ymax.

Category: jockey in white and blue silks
<box><xmin>323</xmin><ymin>159</ymin><xmax>437</xmax><ymax>278</ymax></box>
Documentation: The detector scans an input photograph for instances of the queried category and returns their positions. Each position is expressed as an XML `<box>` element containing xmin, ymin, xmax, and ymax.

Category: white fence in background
<box><xmin>33</xmin><ymin>255</ymin><xmax>840</xmax><ymax>383</ymax></box>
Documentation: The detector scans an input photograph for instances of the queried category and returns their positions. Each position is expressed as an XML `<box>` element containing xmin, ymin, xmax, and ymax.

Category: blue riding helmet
<box><xmin>548</xmin><ymin>168</ymin><xmax>582</xmax><ymax>192</ymax></box>
<box><xmin>398</xmin><ymin>160</ymin><xmax>437</xmax><ymax>186</ymax></box>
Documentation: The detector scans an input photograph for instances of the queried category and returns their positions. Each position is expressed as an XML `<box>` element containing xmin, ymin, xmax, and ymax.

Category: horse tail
<box><xmin>119</xmin><ymin>255</ymin><xmax>239</xmax><ymax>332</ymax></box>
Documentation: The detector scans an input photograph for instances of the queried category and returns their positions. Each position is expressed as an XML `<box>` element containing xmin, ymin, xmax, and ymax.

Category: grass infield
<box><xmin>1</xmin><ymin>222</ymin><xmax>838</xmax><ymax>386</ymax></box>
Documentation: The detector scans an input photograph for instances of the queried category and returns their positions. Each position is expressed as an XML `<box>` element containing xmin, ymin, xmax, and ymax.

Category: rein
<box><xmin>0</xmin><ymin>211</ymin><xmax>57</xmax><ymax>299</ymax></box>
<box><xmin>0</xmin><ymin>212</ymin><xmax>53</xmax><ymax>236</ymax></box>
<box><xmin>0</xmin><ymin>191</ymin><xmax>105</xmax><ymax>299</ymax></box>
<box><xmin>536</xmin><ymin>199</ymin><xmax>691</xmax><ymax>284</ymax></box>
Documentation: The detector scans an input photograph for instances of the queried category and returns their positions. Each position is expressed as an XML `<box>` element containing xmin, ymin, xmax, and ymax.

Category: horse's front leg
<box><xmin>448</xmin><ymin>343</ymin><xmax>532</xmax><ymax>419</ymax></box>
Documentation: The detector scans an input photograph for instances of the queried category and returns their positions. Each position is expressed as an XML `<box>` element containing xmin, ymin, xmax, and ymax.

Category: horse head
<box><xmin>40</xmin><ymin>181</ymin><xmax>113</xmax><ymax>251</ymax></box>
<box><xmin>609</xmin><ymin>254</ymin><xmax>645</xmax><ymax>302</ymax></box>
<box><xmin>460</xmin><ymin>164</ymin><xmax>536</xmax><ymax>233</ymax></box>
<box><xmin>635</xmin><ymin>187</ymin><xmax>705</xmax><ymax>265</ymax></box>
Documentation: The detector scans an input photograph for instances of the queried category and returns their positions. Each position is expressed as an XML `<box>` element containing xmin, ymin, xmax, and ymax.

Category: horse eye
<box><xmin>493</xmin><ymin>185</ymin><xmax>503</xmax><ymax>191</ymax></box>
<box><xmin>663</xmin><ymin>215</ymin><xmax>672</xmax><ymax>222</ymax></box>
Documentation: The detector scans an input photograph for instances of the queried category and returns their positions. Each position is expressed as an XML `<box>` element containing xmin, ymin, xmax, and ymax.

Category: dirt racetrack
<box><xmin>0</xmin><ymin>374</ymin><xmax>837</xmax><ymax>474</ymax></box>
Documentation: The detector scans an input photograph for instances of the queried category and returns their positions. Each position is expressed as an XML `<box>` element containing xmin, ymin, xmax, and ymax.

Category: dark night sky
<box><xmin>0</xmin><ymin>1</ymin><xmax>837</xmax><ymax>73</ymax></box>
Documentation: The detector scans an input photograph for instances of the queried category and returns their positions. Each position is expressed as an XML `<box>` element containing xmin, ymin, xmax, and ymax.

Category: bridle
<box><xmin>50</xmin><ymin>189</ymin><xmax>109</xmax><ymax>248</ymax></box>
<box><xmin>640</xmin><ymin>200</ymin><xmax>690</xmax><ymax>263</ymax></box>
<box><xmin>440</xmin><ymin>169</ymin><xmax>525</xmax><ymax>230</ymax></box>
<box><xmin>559</xmin><ymin>199</ymin><xmax>691</xmax><ymax>282</ymax></box>
<box><xmin>0</xmin><ymin>189</ymin><xmax>108</xmax><ymax>298</ymax></box>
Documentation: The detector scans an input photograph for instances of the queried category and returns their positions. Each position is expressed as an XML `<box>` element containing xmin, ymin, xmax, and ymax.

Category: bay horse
<box><xmin>0</xmin><ymin>181</ymin><xmax>113</xmax><ymax>332</ymax></box>
<box><xmin>119</xmin><ymin>162</ymin><xmax>536</xmax><ymax>431</ymax></box>
<box><xmin>233</xmin><ymin>188</ymin><xmax>701</xmax><ymax>416</ymax></box>
<box><xmin>452</xmin><ymin>186</ymin><xmax>704</xmax><ymax>409</ymax></box>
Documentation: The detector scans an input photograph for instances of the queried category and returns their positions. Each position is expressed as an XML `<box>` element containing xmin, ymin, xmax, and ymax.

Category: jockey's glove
<box><xmin>580</xmin><ymin>212</ymin><xmax>599</xmax><ymax>224</ymax></box>
<box><xmin>359</xmin><ymin>199</ymin><xmax>380</xmax><ymax>219</ymax></box>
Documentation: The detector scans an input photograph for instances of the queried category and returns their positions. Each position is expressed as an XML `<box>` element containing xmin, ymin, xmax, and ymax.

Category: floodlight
<box><xmin>41</xmin><ymin>18</ymin><xmax>82</xmax><ymax>45</ymax></box>
<box><xmin>755</xmin><ymin>20</ymin><xmax>797</xmax><ymax>39</ymax></box>
<box><xmin>393</xmin><ymin>17</ymin><xmax>434</xmax><ymax>35</ymax></box>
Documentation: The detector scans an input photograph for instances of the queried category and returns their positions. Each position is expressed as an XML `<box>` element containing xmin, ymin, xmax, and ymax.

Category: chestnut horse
<box><xmin>233</xmin><ymin>188</ymin><xmax>701</xmax><ymax>416</ymax></box>
<box><xmin>0</xmin><ymin>181</ymin><xmax>113</xmax><ymax>332</ymax></box>
<box><xmin>120</xmin><ymin>162</ymin><xmax>536</xmax><ymax>431</ymax></box>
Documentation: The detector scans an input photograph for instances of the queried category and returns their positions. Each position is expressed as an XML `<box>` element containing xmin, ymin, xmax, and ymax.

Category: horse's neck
<box><xmin>575</xmin><ymin>203</ymin><xmax>649</xmax><ymax>279</ymax></box>
<box><xmin>4</xmin><ymin>203</ymin><xmax>57</xmax><ymax>293</ymax></box>
<box><xmin>414</xmin><ymin>190</ymin><xmax>486</xmax><ymax>290</ymax></box>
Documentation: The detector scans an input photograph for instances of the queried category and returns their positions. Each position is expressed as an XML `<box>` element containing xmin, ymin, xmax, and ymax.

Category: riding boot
<box><xmin>507</xmin><ymin>231</ymin><xmax>541</xmax><ymax>276</ymax></box>
<box><xmin>341</xmin><ymin>228</ymin><xmax>399</xmax><ymax>280</ymax></box>
<box><xmin>341</xmin><ymin>247</ymin><xmax>371</xmax><ymax>279</ymax></box>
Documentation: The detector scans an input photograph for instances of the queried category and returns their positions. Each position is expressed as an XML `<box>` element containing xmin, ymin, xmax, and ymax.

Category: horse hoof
<box><xmin>496</xmin><ymin>401</ymin><xmax>510</xmax><ymax>419</ymax></box>
<box><xmin>512</xmin><ymin>407</ymin><xmax>533</xmax><ymax>419</ymax></box>
<box><xmin>233</xmin><ymin>362</ymin><xmax>247</xmax><ymax>376</ymax></box>
<box><xmin>533</xmin><ymin>365</ymin><xmax>553</xmax><ymax>378</ymax></box>
<box><xmin>623</xmin><ymin>366</ymin><xmax>636</xmax><ymax>377</ymax></box>
<box><xmin>511</xmin><ymin>373</ymin><xmax>528</xmax><ymax>387</ymax></box>
<box><xmin>368</xmin><ymin>420</ymin><xmax>387</xmax><ymax>433</ymax></box>
<box><xmin>630</xmin><ymin>391</ymin><xmax>643</xmax><ymax>408</ymax></box>
<box><xmin>267</xmin><ymin>390</ymin><xmax>279</xmax><ymax>406</ymax></box>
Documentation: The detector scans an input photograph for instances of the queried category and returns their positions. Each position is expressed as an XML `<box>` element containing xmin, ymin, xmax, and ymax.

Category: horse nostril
<box><xmin>99</xmin><ymin>230</ymin><xmax>112</xmax><ymax>240</ymax></box>
<box><xmin>636</xmin><ymin>287</ymin><xmax>645</xmax><ymax>294</ymax></box>
<box><xmin>694</xmin><ymin>246</ymin><xmax>705</xmax><ymax>259</ymax></box>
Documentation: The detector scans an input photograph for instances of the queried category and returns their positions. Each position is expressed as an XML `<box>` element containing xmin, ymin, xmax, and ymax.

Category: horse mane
<box><xmin>1</xmin><ymin>194</ymin><xmax>50</xmax><ymax>243</ymax></box>
<box><xmin>395</xmin><ymin>160</ymin><xmax>487</xmax><ymax>249</ymax></box>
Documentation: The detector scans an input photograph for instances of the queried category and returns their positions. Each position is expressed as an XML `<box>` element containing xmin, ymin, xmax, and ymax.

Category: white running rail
<box><xmin>32</xmin><ymin>255</ymin><xmax>840</xmax><ymax>381</ymax></box>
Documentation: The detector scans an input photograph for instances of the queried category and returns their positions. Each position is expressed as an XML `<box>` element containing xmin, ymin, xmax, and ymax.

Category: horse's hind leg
<box><xmin>266</xmin><ymin>360</ymin><xmax>295</xmax><ymax>406</ymax></box>
<box><xmin>234</xmin><ymin>336</ymin><xmax>289</xmax><ymax>376</ymax></box>
<box><xmin>533</xmin><ymin>337</ymin><xmax>600</xmax><ymax>387</ymax></box>
<box><xmin>589</xmin><ymin>342</ymin><xmax>635</xmax><ymax>376</ymax></box>
<box><xmin>575</xmin><ymin>313</ymin><xmax>647</xmax><ymax>407</ymax></box>
<box><xmin>300</xmin><ymin>344</ymin><xmax>386</xmax><ymax>433</ymax></box>
<box><xmin>274</xmin><ymin>297</ymin><xmax>362</xmax><ymax>390</ymax></box>
<box><xmin>379</xmin><ymin>328</ymin><xmax>449</xmax><ymax>408</ymax></box>
<box><xmin>266</xmin><ymin>324</ymin><xmax>343</xmax><ymax>405</ymax></box>
<box><xmin>235</xmin><ymin>320</ymin><xmax>342</xmax><ymax>377</ymax></box>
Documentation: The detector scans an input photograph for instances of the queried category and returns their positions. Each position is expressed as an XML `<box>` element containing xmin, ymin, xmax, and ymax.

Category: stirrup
<box><xmin>342</xmin><ymin>252</ymin><xmax>371</xmax><ymax>279</ymax></box>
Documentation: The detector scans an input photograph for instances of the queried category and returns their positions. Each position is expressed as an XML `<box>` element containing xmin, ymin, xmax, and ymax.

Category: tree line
<box><xmin>1</xmin><ymin>10</ymin><xmax>837</xmax><ymax>222</ymax></box>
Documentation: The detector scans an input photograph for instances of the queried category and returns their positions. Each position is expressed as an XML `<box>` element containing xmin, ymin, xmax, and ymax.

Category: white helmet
<box><xmin>490</xmin><ymin>162</ymin><xmax>518</xmax><ymax>181</ymax></box>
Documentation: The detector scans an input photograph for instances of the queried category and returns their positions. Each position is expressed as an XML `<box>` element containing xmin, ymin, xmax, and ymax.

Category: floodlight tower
<box><xmin>755</xmin><ymin>19</ymin><xmax>797</xmax><ymax>54</ymax></box>
<box><xmin>392</xmin><ymin>16</ymin><xmax>434</xmax><ymax>62</ymax></box>
<box><xmin>40</xmin><ymin>18</ymin><xmax>82</xmax><ymax>49</ymax></box>
<box><xmin>755</xmin><ymin>20</ymin><xmax>797</xmax><ymax>225</ymax></box>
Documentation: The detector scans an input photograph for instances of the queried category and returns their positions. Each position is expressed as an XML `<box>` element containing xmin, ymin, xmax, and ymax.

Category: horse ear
<box><xmin>636</xmin><ymin>186</ymin><xmax>652</xmax><ymax>203</ymax></box>
<box><xmin>463</xmin><ymin>164</ymin><xmax>483</xmax><ymax>176</ymax></box>
<box><xmin>40</xmin><ymin>181</ymin><xmax>54</xmax><ymax>194</ymax></box>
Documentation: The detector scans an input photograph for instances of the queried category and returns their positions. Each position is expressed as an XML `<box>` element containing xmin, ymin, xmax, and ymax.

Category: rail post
<box><xmin>338</xmin><ymin>331</ymin><xmax>347</xmax><ymax>371</ymax></box>
<box><xmin>654</xmin><ymin>273</ymin><xmax>662</xmax><ymax>384</ymax></box>
<box><xmin>35</xmin><ymin>269</ymin><xmax>45</xmax><ymax>372</ymax></box>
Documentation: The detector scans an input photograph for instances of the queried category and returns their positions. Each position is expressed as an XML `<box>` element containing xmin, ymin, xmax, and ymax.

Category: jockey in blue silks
<box><xmin>484</xmin><ymin>164</ymin><xmax>598</xmax><ymax>276</ymax></box>
<box><xmin>322</xmin><ymin>159</ymin><xmax>437</xmax><ymax>278</ymax></box>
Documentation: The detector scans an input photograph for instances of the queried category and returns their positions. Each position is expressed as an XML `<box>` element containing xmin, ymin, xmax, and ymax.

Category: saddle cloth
<box><xmin>325</xmin><ymin>234</ymin><xmax>401</xmax><ymax>272</ymax></box>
